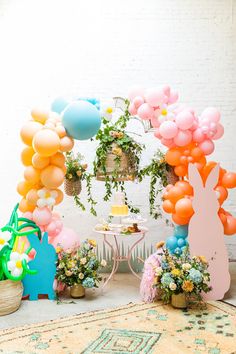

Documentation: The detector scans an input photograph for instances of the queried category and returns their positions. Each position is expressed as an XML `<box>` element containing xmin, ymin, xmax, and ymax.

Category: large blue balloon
<box><xmin>166</xmin><ymin>236</ymin><xmax>178</xmax><ymax>250</ymax></box>
<box><xmin>62</xmin><ymin>101</ymin><xmax>101</xmax><ymax>140</ymax></box>
<box><xmin>51</xmin><ymin>97</ymin><xmax>69</xmax><ymax>114</ymax></box>
<box><xmin>174</xmin><ymin>224</ymin><xmax>188</xmax><ymax>239</ymax></box>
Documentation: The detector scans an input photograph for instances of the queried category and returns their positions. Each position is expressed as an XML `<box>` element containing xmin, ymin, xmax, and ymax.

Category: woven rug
<box><xmin>0</xmin><ymin>302</ymin><xmax>235</xmax><ymax>354</ymax></box>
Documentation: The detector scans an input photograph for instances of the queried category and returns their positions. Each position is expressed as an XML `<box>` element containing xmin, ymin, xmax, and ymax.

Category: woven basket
<box><xmin>64</xmin><ymin>179</ymin><xmax>82</xmax><ymax>196</ymax></box>
<box><xmin>0</xmin><ymin>280</ymin><xmax>23</xmax><ymax>316</ymax></box>
<box><xmin>171</xmin><ymin>293</ymin><xmax>187</xmax><ymax>309</ymax></box>
<box><xmin>166</xmin><ymin>167</ymin><xmax>179</xmax><ymax>185</ymax></box>
<box><xmin>96</xmin><ymin>144</ymin><xmax>136</xmax><ymax>181</ymax></box>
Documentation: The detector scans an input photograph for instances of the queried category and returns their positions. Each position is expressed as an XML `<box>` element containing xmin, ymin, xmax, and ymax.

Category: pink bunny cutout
<box><xmin>188</xmin><ymin>163</ymin><xmax>230</xmax><ymax>300</ymax></box>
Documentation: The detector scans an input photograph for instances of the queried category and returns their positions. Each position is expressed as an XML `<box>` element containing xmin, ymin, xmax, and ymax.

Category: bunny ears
<box><xmin>188</xmin><ymin>163</ymin><xmax>220</xmax><ymax>190</ymax></box>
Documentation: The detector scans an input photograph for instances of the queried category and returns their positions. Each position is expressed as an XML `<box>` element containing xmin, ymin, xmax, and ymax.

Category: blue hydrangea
<box><xmin>161</xmin><ymin>272</ymin><xmax>173</xmax><ymax>286</ymax></box>
<box><xmin>82</xmin><ymin>277</ymin><xmax>95</xmax><ymax>288</ymax></box>
<box><xmin>188</xmin><ymin>268</ymin><xmax>202</xmax><ymax>284</ymax></box>
<box><xmin>161</xmin><ymin>261</ymin><xmax>169</xmax><ymax>270</ymax></box>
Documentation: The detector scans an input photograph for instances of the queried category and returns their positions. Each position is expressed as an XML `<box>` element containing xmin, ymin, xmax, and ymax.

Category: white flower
<box><xmin>7</xmin><ymin>252</ymin><xmax>29</xmax><ymax>277</ymax></box>
<box><xmin>37</xmin><ymin>188</ymin><xmax>58</xmax><ymax>208</ymax></box>
<box><xmin>101</xmin><ymin>259</ymin><xmax>107</xmax><ymax>267</ymax></box>
<box><xmin>182</xmin><ymin>263</ymin><xmax>191</xmax><ymax>271</ymax></box>
<box><xmin>79</xmin><ymin>273</ymin><xmax>84</xmax><ymax>279</ymax></box>
<box><xmin>0</xmin><ymin>231</ymin><xmax>11</xmax><ymax>251</ymax></box>
<box><xmin>80</xmin><ymin>257</ymin><xmax>87</xmax><ymax>265</ymax></box>
<box><xmin>101</xmin><ymin>100</ymin><xmax>115</xmax><ymax>121</ymax></box>
<box><xmin>169</xmin><ymin>282</ymin><xmax>177</xmax><ymax>291</ymax></box>
<box><xmin>155</xmin><ymin>267</ymin><xmax>163</xmax><ymax>276</ymax></box>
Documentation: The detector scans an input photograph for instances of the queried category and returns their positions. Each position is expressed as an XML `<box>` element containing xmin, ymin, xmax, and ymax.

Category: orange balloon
<box><xmin>19</xmin><ymin>198</ymin><xmax>35</xmax><ymax>213</ymax></box>
<box><xmin>21</xmin><ymin>147</ymin><xmax>35</xmax><ymax>166</ymax></box>
<box><xmin>55</xmin><ymin>125</ymin><xmax>66</xmax><ymax>138</ymax></box>
<box><xmin>33</xmin><ymin>129</ymin><xmax>61</xmax><ymax>157</ymax></box>
<box><xmin>175</xmin><ymin>180</ymin><xmax>193</xmax><ymax>195</ymax></box>
<box><xmin>26</xmin><ymin>189</ymin><xmax>39</xmax><ymax>206</ymax></box>
<box><xmin>221</xmin><ymin>172</ymin><xmax>236</xmax><ymax>189</ymax></box>
<box><xmin>17</xmin><ymin>180</ymin><xmax>34</xmax><ymax>197</ymax></box>
<box><xmin>224</xmin><ymin>215</ymin><xmax>236</xmax><ymax>235</ymax></box>
<box><xmin>172</xmin><ymin>213</ymin><xmax>190</xmax><ymax>225</ymax></box>
<box><xmin>179</xmin><ymin>156</ymin><xmax>188</xmax><ymax>165</ymax></box>
<box><xmin>165</xmin><ymin>149</ymin><xmax>181</xmax><ymax>166</ymax></box>
<box><xmin>20</xmin><ymin>121</ymin><xmax>42</xmax><ymax>146</ymax></box>
<box><xmin>24</xmin><ymin>166</ymin><xmax>41</xmax><ymax>184</ymax></box>
<box><xmin>40</xmin><ymin>165</ymin><xmax>65</xmax><ymax>189</ymax></box>
<box><xmin>191</xmin><ymin>147</ymin><xmax>203</xmax><ymax>160</ymax></box>
<box><xmin>32</xmin><ymin>153</ymin><xmax>50</xmax><ymax>169</ymax></box>
<box><xmin>59</xmin><ymin>136</ymin><xmax>74</xmax><ymax>152</ymax></box>
<box><xmin>175</xmin><ymin>198</ymin><xmax>194</xmax><ymax>218</ymax></box>
<box><xmin>50</xmin><ymin>152</ymin><xmax>65</xmax><ymax>168</ymax></box>
<box><xmin>55</xmin><ymin>189</ymin><xmax>64</xmax><ymax>204</ymax></box>
<box><xmin>31</xmin><ymin>108</ymin><xmax>49</xmax><ymax>124</ymax></box>
<box><xmin>162</xmin><ymin>200</ymin><xmax>175</xmax><ymax>214</ymax></box>
<box><xmin>174</xmin><ymin>165</ymin><xmax>187</xmax><ymax>177</ymax></box>
<box><xmin>167</xmin><ymin>186</ymin><xmax>184</xmax><ymax>203</ymax></box>
<box><xmin>219</xmin><ymin>211</ymin><xmax>227</xmax><ymax>225</ymax></box>
<box><xmin>215</xmin><ymin>185</ymin><xmax>228</xmax><ymax>205</ymax></box>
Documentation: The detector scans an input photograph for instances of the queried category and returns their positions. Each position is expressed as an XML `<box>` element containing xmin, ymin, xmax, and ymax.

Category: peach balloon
<box><xmin>175</xmin><ymin>198</ymin><xmax>194</xmax><ymax>218</ymax></box>
<box><xmin>26</xmin><ymin>189</ymin><xmax>39</xmax><ymax>206</ymax></box>
<box><xmin>32</xmin><ymin>153</ymin><xmax>50</xmax><ymax>169</ymax></box>
<box><xmin>174</xmin><ymin>165</ymin><xmax>187</xmax><ymax>177</ymax></box>
<box><xmin>167</xmin><ymin>186</ymin><xmax>184</xmax><ymax>203</ymax></box>
<box><xmin>19</xmin><ymin>198</ymin><xmax>35</xmax><ymax>213</ymax></box>
<box><xmin>20</xmin><ymin>121</ymin><xmax>42</xmax><ymax>146</ymax></box>
<box><xmin>221</xmin><ymin>172</ymin><xmax>236</xmax><ymax>189</ymax></box>
<box><xmin>33</xmin><ymin>129</ymin><xmax>60</xmax><ymax>157</ymax></box>
<box><xmin>162</xmin><ymin>200</ymin><xmax>175</xmax><ymax>213</ymax></box>
<box><xmin>165</xmin><ymin>149</ymin><xmax>181</xmax><ymax>166</ymax></box>
<box><xmin>59</xmin><ymin>136</ymin><xmax>74</xmax><ymax>152</ymax></box>
<box><xmin>55</xmin><ymin>125</ymin><xmax>66</xmax><ymax>138</ymax></box>
<box><xmin>31</xmin><ymin>108</ymin><xmax>49</xmax><ymax>124</ymax></box>
<box><xmin>21</xmin><ymin>146</ymin><xmax>35</xmax><ymax>166</ymax></box>
<box><xmin>175</xmin><ymin>181</ymin><xmax>193</xmax><ymax>195</ymax></box>
<box><xmin>24</xmin><ymin>166</ymin><xmax>41</xmax><ymax>184</ymax></box>
<box><xmin>17</xmin><ymin>180</ymin><xmax>34</xmax><ymax>197</ymax></box>
<box><xmin>172</xmin><ymin>213</ymin><xmax>190</xmax><ymax>225</ymax></box>
<box><xmin>50</xmin><ymin>152</ymin><xmax>65</xmax><ymax>167</ymax></box>
<box><xmin>40</xmin><ymin>165</ymin><xmax>65</xmax><ymax>189</ymax></box>
<box><xmin>224</xmin><ymin>216</ymin><xmax>236</xmax><ymax>235</ymax></box>
<box><xmin>55</xmin><ymin>189</ymin><xmax>64</xmax><ymax>204</ymax></box>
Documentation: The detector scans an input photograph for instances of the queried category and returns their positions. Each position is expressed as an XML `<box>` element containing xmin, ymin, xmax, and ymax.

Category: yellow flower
<box><xmin>118</xmin><ymin>132</ymin><xmax>124</xmax><ymax>139</ymax></box>
<box><xmin>88</xmin><ymin>239</ymin><xmax>97</xmax><ymax>247</ymax></box>
<box><xmin>171</xmin><ymin>268</ymin><xmax>181</xmax><ymax>277</ymax></box>
<box><xmin>112</xmin><ymin>147</ymin><xmax>122</xmax><ymax>156</ymax></box>
<box><xmin>182</xmin><ymin>280</ymin><xmax>194</xmax><ymax>292</ymax></box>
<box><xmin>68</xmin><ymin>260</ymin><xmax>76</xmax><ymax>269</ymax></box>
<box><xmin>56</xmin><ymin>246</ymin><xmax>62</xmax><ymax>254</ymax></box>
<box><xmin>65</xmin><ymin>270</ymin><xmax>72</xmax><ymax>276</ymax></box>
<box><xmin>156</xmin><ymin>241</ymin><xmax>165</xmax><ymax>249</ymax></box>
<box><xmin>198</xmin><ymin>256</ymin><xmax>208</xmax><ymax>264</ymax></box>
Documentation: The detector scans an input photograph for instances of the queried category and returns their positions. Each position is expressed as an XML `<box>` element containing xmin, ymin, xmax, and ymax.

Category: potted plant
<box><xmin>55</xmin><ymin>239</ymin><xmax>106</xmax><ymax>298</ymax></box>
<box><xmin>153</xmin><ymin>248</ymin><xmax>211</xmax><ymax>308</ymax></box>
<box><xmin>0</xmin><ymin>205</ymin><xmax>41</xmax><ymax>315</ymax></box>
<box><xmin>139</xmin><ymin>150</ymin><xmax>179</xmax><ymax>219</ymax></box>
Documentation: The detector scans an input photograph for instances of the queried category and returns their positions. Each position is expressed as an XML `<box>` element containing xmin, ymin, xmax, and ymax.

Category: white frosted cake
<box><xmin>111</xmin><ymin>192</ymin><xmax>129</xmax><ymax>216</ymax></box>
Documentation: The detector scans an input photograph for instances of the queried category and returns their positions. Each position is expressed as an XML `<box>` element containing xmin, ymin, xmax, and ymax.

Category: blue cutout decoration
<box><xmin>51</xmin><ymin>97</ymin><xmax>69</xmax><ymax>114</ymax></box>
<box><xmin>22</xmin><ymin>232</ymin><xmax>57</xmax><ymax>301</ymax></box>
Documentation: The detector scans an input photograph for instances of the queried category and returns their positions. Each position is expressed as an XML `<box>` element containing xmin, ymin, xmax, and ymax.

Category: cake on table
<box><xmin>111</xmin><ymin>192</ymin><xmax>128</xmax><ymax>216</ymax></box>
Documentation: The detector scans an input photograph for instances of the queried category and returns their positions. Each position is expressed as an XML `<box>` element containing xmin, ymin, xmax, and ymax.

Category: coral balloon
<box><xmin>224</xmin><ymin>216</ymin><xmax>236</xmax><ymax>236</ymax></box>
<box><xmin>175</xmin><ymin>110</ymin><xmax>194</xmax><ymax>130</ymax></box>
<box><xmin>50</xmin><ymin>152</ymin><xmax>65</xmax><ymax>167</ymax></box>
<box><xmin>31</xmin><ymin>108</ymin><xmax>49</xmax><ymax>124</ymax></box>
<box><xmin>165</xmin><ymin>149</ymin><xmax>181</xmax><ymax>166</ymax></box>
<box><xmin>26</xmin><ymin>189</ymin><xmax>39</xmax><ymax>206</ymax></box>
<box><xmin>174</xmin><ymin>165</ymin><xmax>188</xmax><ymax>177</ymax></box>
<box><xmin>172</xmin><ymin>213</ymin><xmax>190</xmax><ymax>226</ymax></box>
<box><xmin>175</xmin><ymin>198</ymin><xmax>194</xmax><ymax>218</ymax></box>
<box><xmin>24</xmin><ymin>166</ymin><xmax>41</xmax><ymax>184</ymax></box>
<box><xmin>175</xmin><ymin>181</ymin><xmax>193</xmax><ymax>195</ymax></box>
<box><xmin>168</xmin><ymin>186</ymin><xmax>184</xmax><ymax>203</ymax></box>
<box><xmin>162</xmin><ymin>200</ymin><xmax>175</xmax><ymax>214</ymax></box>
<box><xmin>33</xmin><ymin>129</ymin><xmax>60</xmax><ymax>157</ymax></box>
<box><xmin>33</xmin><ymin>207</ymin><xmax>52</xmax><ymax>226</ymax></box>
<box><xmin>32</xmin><ymin>153</ymin><xmax>50</xmax><ymax>169</ymax></box>
<box><xmin>19</xmin><ymin>198</ymin><xmax>35</xmax><ymax>213</ymax></box>
<box><xmin>221</xmin><ymin>172</ymin><xmax>236</xmax><ymax>189</ymax></box>
<box><xmin>59</xmin><ymin>136</ymin><xmax>74</xmax><ymax>152</ymax></box>
<box><xmin>20</xmin><ymin>121</ymin><xmax>42</xmax><ymax>146</ymax></box>
<box><xmin>40</xmin><ymin>165</ymin><xmax>65</xmax><ymax>189</ymax></box>
<box><xmin>159</xmin><ymin>121</ymin><xmax>178</xmax><ymax>139</ymax></box>
<box><xmin>21</xmin><ymin>147</ymin><xmax>35</xmax><ymax>166</ymax></box>
<box><xmin>49</xmin><ymin>227</ymin><xmax>80</xmax><ymax>250</ymax></box>
<box><xmin>17</xmin><ymin>180</ymin><xmax>34</xmax><ymax>197</ymax></box>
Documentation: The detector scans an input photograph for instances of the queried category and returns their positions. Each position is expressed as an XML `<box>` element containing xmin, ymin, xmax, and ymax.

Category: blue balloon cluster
<box><xmin>166</xmin><ymin>224</ymin><xmax>188</xmax><ymax>256</ymax></box>
<box><xmin>76</xmin><ymin>97</ymin><xmax>100</xmax><ymax>110</ymax></box>
<box><xmin>51</xmin><ymin>97</ymin><xmax>69</xmax><ymax>114</ymax></box>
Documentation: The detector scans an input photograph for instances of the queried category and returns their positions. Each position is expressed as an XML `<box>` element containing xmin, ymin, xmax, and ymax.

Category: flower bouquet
<box><xmin>154</xmin><ymin>248</ymin><xmax>211</xmax><ymax>308</ymax></box>
<box><xmin>56</xmin><ymin>239</ymin><xmax>106</xmax><ymax>298</ymax></box>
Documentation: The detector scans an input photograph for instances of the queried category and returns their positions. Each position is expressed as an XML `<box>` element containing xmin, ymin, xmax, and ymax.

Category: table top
<box><xmin>93</xmin><ymin>226</ymin><xmax>148</xmax><ymax>237</ymax></box>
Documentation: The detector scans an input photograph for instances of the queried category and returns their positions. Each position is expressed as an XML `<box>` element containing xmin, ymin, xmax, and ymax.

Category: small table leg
<box><xmin>127</xmin><ymin>234</ymin><xmax>145</xmax><ymax>280</ymax></box>
<box><xmin>102</xmin><ymin>234</ymin><xmax>118</xmax><ymax>289</ymax></box>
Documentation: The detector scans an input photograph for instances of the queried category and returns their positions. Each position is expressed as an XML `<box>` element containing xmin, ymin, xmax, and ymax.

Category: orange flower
<box><xmin>182</xmin><ymin>280</ymin><xmax>194</xmax><ymax>292</ymax></box>
<box><xmin>156</xmin><ymin>241</ymin><xmax>165</xmax><ymax>249</ymax></box>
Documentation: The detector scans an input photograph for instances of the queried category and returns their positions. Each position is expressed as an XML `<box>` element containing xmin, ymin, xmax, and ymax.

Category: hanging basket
<box><xmin>166</xmin><ymin>167</ymin><xmax>179</xmax><ymax>185</ymax></box>
<box><xmin>0</xmin><ymin>280</ymin><xmax>23</xmax><ymax>316</ymax></box>
<box><xmin>96</xmin><ymin>144</ymin><xmax>136</xmax><ymax>182</ymax></box>
<box><xmin>64</xmin><ymin>179</ymin><xmax>82</xmax><ymax>196</ymax></box>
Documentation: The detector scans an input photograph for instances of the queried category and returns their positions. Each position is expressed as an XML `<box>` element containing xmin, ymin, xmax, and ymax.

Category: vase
<box><xmin>64</xmin><ymin>179</ymin><xmax>82</xmax><ymax>196</ymax></box>
<box><xmin>70</xmin><ymin>284</ymin><xmax>85</xmax><ymax>298</ymax></box>
<box><xmin>0</xmin><ymin>280</ymin><xmax>23</xmax><ymax>316</ymax></box>
<box><xmin>171</xmin><ymin>293</ymin><xmax>187</xmax><ymax>309</ymax></box>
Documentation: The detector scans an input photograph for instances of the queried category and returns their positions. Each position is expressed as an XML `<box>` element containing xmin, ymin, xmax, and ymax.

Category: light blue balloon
<box><xmin>174</xmin><ymin>247</ymin><xmax>182</xmax><ymax>256</ymax></box>
<box><xmin>51</xmin><ymin>97</ymin><xmax>69</xmax><ymax>114</ymax></box>
<box><xmin>166</xmin><ymin>236</ymin><xmax>178</xmax><ymax>250</ymax></box>
<box><xmin>174</xmin><ymin>224</ymin><xmax>188</xmax><ymax>239</ymax></box>
<box><xmin>62</xmin><ymin>101</ymin><xmax>101</xmax><ymax>140</ymax></box>
<box><xmin>177</xmin><ymin>238</ymin><xmax>186</xmax><ymax>248</ymax></box>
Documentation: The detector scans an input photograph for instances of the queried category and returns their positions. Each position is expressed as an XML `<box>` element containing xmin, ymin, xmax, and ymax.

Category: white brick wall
<box><xmin>0</xmin><ymin>0</ymin><xmax>235</xmax><ymax>258</ymax></box>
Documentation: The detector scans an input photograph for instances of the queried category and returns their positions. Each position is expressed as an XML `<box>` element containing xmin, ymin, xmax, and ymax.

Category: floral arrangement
<box><xmin>154</xmin><ymin>248</ymin><xmax>211</xmax><ymax>304</ymax></box>
<box><xmin>55</xmin><ymin>239</ymin><xmax>106</xmax><ymax>288</ymax></box>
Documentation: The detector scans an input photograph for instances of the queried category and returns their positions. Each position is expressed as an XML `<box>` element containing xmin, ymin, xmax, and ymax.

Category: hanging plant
<box><xmin>93</xmin><ymin>99</ymin><xmax>145</xmax><ymax>213</ymax></box>
<box><xmin>139</xmin><ymin>149</ymin><xmax>179</xmax><ymax>219</ymax></box>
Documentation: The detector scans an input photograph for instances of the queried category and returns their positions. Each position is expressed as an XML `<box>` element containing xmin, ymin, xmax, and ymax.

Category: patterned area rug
<box><xmin>0</xmin><ymin>302</ymin><xmax>235</xmax><ymax>353</ymax></box>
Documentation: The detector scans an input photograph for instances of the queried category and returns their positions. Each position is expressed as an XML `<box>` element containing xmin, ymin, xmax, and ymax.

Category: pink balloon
<box><xmin>167</xmin><ymin>91</ymin><xmax>179</xmax><ymax>104</ymax></box>
<box><xmin>128</xmin><ymin>86</ymin><xmax>145</xmax><ymax>100</ymax></box>
<box><xmin>162</xmin><ymin>85</ymin><xmax>171</xmax><ymax>97</ymax></box>
<box><xmin>137</xmin><ymin>103</ymin><xmax>154</xmax><ymax>120</ymax></box>
<box><xmin>176</xmin><ymin>110</ymin><xmax>194</xmax><ymax>130</ymax></box>
<box><xmin>161</xmin><ymin>138</ymin><xmax>174</xmax><ymax>147</ymax></box>
<box><xmin>33</xmin><ymin>207</ymin><xmax>52</xmax><ymax>226</ymax></box>
<box><xmin>159</xmin><ymin>121</ymin><xmax>178</xmax><ymax>139</ymax></box>
<box><xmin>23</xmin><ymin>212</ymin><xmax>33</xmax><ymax>220</ymax></box>
<box><xmin>49</xmin><ymin>227</ymin><xmax>80</xmax><ymax>250</ymax></box>
<box><xmin>52</xmin><ymin>211</ymin><xmax>61</xmax><ymax>219</ymax></box>
<box><xmin>201</xmin><ymin>107</ymin><xmax>220</xmax><ymax>123</ymax></box>
<box><xmin>133</xmin><ymin>96</ymin><xmax>144</xmax><ymax>108</ymax></box>
<box><xmin>212</xmin><ymin>123</ymin><xmax>224</xmax><ymax>140</ymax></box>
<box><xmin>193</xmin><ymin>128</ymin><xmax>205</xmax><ymax>143</ymax></box>
<box><xmin>154</xmin><ymin>128</ymin><xmax>162</xmax><ymax>139</ymax></box>
<box><xmin>128</xmin><ymin>103</ymin><xmax>137</xmax><ymax>115</ymax></box>
<box><xmin>199</xmin><ymin>139</ymin><xmax>215</xmax><ymax>155</ymax></box>
<box><xmin>45</xmin><ymin>221</ymin><xmax>57</xmax><ymax>236</ymax></box>
<box><xmin>144</xmin><ymin>88</ymin><xmax>165</xmax><ymax>107</ymax></box>
<box><xmin>151</xmin><ymin>115</ymin><xmax>160</xmax><ymax>128</ymax></box>
<box><xmin>174</xmin><ymin>130</ymin><xmax>192</xmax><ymax>147</ymax></box>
